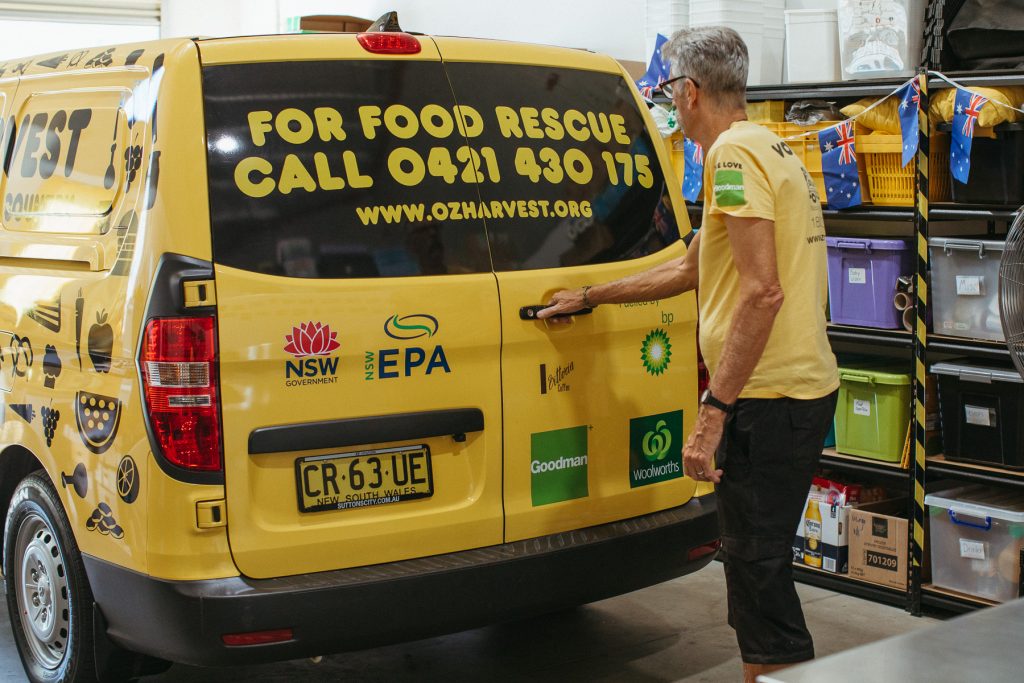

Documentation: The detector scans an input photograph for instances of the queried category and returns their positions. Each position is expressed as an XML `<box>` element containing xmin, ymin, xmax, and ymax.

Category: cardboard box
<box><xmin>849</xmin><ymin>499</ymin><xmax>908</xmax><ymax>590</ymax></box>
<box><xmin>285</xmin><ymin>15</ymin><xmax>373</xmax><ymax>33</ymax></box>
<box><xmin>793</xmin><ymin>498</ymin><xmax>850</xmax><ymax>574</ymax></box>
<box><xmin>616</xmin><ymin>59</ymin><xmax>648</xmax><ymax>81</ymax></box>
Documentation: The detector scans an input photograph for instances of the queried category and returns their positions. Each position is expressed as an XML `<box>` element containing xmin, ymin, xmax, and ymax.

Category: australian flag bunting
<box><xmin>897</xmin><ymin>76</ymin><xmax>921</xmax><ymax>167</ymax></box>
<box><xmin>682</xmin><ymin>137</ymin><xmax>704</xmax><ymax>202</ymax></box>
<box><xmin>635</xmin><ymin>33</ymin><xmax>669</xmax><ymax>99</ymax></box>
<box><xmin>950</xmin><ymin>87</ymin><xmax>988</xmax><ymax>184</ymax></box>
<box><xmin>818</xmin><ymin>120</ymin><xmax>863</xmax><ymax>210</ymax></box>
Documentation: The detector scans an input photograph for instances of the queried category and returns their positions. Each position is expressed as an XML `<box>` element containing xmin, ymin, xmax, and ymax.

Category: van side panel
<box><xmin>0</xmin><ymin>40</ymin><xmax>235</xmax><ymax>583</ymax></box>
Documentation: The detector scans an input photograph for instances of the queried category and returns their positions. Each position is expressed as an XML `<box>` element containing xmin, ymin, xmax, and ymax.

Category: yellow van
<box><xmin>0</xmin><ymin>16</ymin><xmax>715</xmax><ymax>681</ymax></box>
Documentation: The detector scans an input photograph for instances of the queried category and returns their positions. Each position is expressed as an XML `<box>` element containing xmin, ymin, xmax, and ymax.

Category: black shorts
<box><xmin>715</xmin><ymin>391</ymin><xmax>838</xmax><ymax>665</ymax></box>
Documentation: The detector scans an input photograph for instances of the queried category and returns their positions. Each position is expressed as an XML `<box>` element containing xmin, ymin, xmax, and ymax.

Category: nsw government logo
<box><xmin>629</xmin><ymin>410</ymin><xmax>683</xmax><ymax>488</ymax></box>
<box><xmin>284</xmin><ymin>321</ymin><xmax>341</xmax><ymax>387</ymax></box>
<box><xmin>530</xmin><ymin>425</ymin><xmax>588</xmax><ymax>506</ymax></box>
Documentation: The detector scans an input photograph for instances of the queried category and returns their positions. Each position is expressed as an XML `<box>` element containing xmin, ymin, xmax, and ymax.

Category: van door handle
<box><xmin>519</xmin><ymin>305</ymin><xmax>593</xmax><ymax>320</ymax></box>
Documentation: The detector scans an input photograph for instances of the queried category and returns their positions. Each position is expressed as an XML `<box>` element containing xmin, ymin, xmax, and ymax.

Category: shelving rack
<box><xmin>660</xmin><ymin>65</ymin><xmax>1024</xmax><ymax>616</ymax></box>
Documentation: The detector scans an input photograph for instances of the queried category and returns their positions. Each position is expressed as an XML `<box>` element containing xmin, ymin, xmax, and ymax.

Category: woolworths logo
<box><xmin>530</xmin><ymin>425</ymin><xmax>588</xmax><ymax>506</ymax></box>
<box><xmin>629</xmin><ymin>410</ymin><xmax>683</xmax><ymax>488</ymax></box>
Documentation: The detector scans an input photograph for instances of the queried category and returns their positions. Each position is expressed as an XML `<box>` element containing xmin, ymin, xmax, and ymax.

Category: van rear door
<box><xmin>435</xmin><ymin>39</ymin><xmax>699</xmax><ymax>541</ymax></box>
<box><xmin>200</xmin><ymin>36</ymin><xmax>504</xmax><ymax>578</ymax></box>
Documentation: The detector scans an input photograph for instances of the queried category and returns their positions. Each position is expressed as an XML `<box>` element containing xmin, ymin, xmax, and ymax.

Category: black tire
<box><xmin>4</xmin><ymin>472</ymin><xmax>97</xmax><ymax>683</ymax></box>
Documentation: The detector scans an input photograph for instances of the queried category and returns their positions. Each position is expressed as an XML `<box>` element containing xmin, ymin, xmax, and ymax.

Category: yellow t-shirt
<box><xmin>698</xmin><ymin>120</ymin><xmax>839</xmax><ymax>400</ymax></box>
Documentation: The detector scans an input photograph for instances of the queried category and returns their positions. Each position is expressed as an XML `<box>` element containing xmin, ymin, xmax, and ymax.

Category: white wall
<box><xmin>162</xmin><ymin>0</ymin><xmax>647</xmax><ymax>62</ymax></box>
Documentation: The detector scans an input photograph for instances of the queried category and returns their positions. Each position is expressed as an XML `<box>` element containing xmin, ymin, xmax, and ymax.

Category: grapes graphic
<box><xmin>40</xmin><ymin>406</ymin><xmax>60</xmax><ymax>447</ymax></box>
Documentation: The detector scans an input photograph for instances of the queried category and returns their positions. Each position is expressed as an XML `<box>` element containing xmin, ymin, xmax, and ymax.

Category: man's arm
<box><xmin>682</xmin><ymin>215</ymin><xmax>783</xmax><ymax>483</ymax></box>
<box><xmin>537</xmin><ymin>230</ymin><xmax>701</xmax><ymax>319</ymax></box>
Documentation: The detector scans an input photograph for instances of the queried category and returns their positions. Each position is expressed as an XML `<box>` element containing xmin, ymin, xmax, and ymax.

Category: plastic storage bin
<box><xmin>835</xmin><ymin>365</ymin><xmax>911</xmax><ymax>462</ymax></box>
<box><xmin>785</xmin><ymin>9</ymin><xmax>841</xmax><ymax>83</ymax></box>
<box><xmin>925</xmin><ymin>486</ymin><xmax>1024</xmax><ymax>603</ymax></box>
<box><xmin>941</xmin><ymin>123</ymin><xmax>1024</xmax><ymax>205</ymax></box>
<box><xmin>858</xmin><ymin>131</ymin><xmax>951</xmax><ymax>206</ymax></box>
<box><xmin>929</xmin><ymin>237</ymin><xmax>1006</xmax><ymax>341</ymax></box>
<box><xmin>931</xmin><ymin>361</ymin><xmax>1024</xmax><ymax>470</ymax></box>
<box><xmin>826</xmin><ymin>237</ymin><xmax>912</xmax><ymax>329</ymax></box>
<box><xmin>838</xmin><ymin>0</ymin><xmax>925</xmax><ymax>80</ymax></box>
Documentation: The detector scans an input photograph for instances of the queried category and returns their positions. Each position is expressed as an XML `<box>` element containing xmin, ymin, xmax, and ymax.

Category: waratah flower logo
<box><xmin>284</xmin><ymin>321</ymin><xmax>340</xmax><ymax>358</ymax></box>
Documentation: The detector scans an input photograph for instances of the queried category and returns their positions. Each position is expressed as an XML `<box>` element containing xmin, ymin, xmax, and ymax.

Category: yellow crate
<box><xmin>747</xmin><ymin>100</ymin><xmax>787</xmax><ymax>122</ymax></box>
<box><xmin>665</xmin><ymin>131</ymin><xmax>704</xmax><ymax>202</ymax></box>
<box><xmin>857</xmin><ymin>132</ymin><xmax>951</xmax><ymax>207</ymax></box>
<box><xmin>758</xmin><ymin>121</ymin><xmax>872</xmax><ymax>205</ymax></box>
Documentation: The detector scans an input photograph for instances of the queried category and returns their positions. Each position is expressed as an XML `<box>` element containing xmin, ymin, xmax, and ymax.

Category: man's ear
<box><xmin>685</xmin><ymin>79</ymin><xmax>699</xmax><ymax>110</ymax></box>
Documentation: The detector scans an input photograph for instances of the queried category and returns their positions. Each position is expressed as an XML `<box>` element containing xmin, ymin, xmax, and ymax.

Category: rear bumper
<box><xmin>84</xmin><ymin>492</ymin><xmax>719</xmax><ymax>666</ymax></box>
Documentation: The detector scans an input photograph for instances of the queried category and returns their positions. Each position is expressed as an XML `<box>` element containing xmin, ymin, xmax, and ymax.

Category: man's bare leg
<box><xmin>743</xmin><ymin>661</ymin><xmax>806</xmax><ymax>683</ymax></box>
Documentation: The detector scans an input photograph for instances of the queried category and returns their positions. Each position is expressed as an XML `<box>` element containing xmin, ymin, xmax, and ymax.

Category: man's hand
<box><xmin>536</xmin><ymin>288</ymin><xmax>588</xmax><ymax>320</ymax></box>
<box><xmin>683</xmin><ymin>407</ymin><xmax>725</xmax><ymax>483</ymax></box>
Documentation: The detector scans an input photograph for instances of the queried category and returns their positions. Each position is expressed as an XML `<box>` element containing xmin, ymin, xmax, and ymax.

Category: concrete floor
<box><xmin>0</xmin><ymin>562</ymin><xmax>935</xmax><ymax>682</ymax></box>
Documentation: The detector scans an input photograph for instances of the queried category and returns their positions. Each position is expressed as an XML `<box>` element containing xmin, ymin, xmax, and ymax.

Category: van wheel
<box><xmin>4</xmin><ymin>472</ymin><xmax>97</xmax><ymax>683</ymax></box>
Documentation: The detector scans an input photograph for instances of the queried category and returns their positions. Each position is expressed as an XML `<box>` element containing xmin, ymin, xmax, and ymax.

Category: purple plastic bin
<box><xmin>826</xmin><ymin>237</ymin><xmax>912</xmax><ymax>329</ymax></box>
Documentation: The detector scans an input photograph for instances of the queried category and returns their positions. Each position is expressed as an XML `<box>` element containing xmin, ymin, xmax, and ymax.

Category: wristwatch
<box><xmin>701</xmin><ymin>388</ymin><xmax>735</xmax><ymax>414</ymax></box>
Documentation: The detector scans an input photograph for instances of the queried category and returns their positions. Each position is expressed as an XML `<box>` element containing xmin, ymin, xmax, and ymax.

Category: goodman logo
<box><xmin>530</xmin><ymin>425</ymin><xmax>588</xmax><ymax>506</ymax></box>
<box><xmin>385</xmin><ymin>314</ymin><xmax>439</xmax><ymax>340</ymax></box>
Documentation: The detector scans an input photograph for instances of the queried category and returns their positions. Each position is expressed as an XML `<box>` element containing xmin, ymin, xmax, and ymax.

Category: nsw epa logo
<box><xmin>628</xmin><ymin>410</ymin><xmax>683</xmax><ymax>488</ymax></box>
<box><xmin>366</xmin><ymin>314</ymin><xmax>450</xmax><ymax>380</ymax></box>
<box><xmin>284</xmin><ymin>321</ymin><xmax>341</xmax><ymax>387</ymax></box>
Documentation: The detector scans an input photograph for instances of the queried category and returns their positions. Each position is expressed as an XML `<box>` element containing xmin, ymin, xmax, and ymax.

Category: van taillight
<box><xmin>356</xmin><ymin>32</ymin><xmax>421</xmax><ymax>54</ymax></box>
<box><xmin>141</xmin><ymin>317</ymin><xmax>222</xmax><ymax>471</ymax></box>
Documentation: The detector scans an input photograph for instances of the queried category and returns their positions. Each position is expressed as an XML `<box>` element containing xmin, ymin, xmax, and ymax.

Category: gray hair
<box><xmin>664</xmin><ymin>26</ymin><xmax>748</xmax><ymax>108</ymax></box>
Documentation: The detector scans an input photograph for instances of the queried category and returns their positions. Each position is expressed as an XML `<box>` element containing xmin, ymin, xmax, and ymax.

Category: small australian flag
<box><xmin>818</xmin><ymin>121</ymin><xmax>863</xmax><ymax>210</ymax></box>
<box><xmin>635</xmin><ymin>33</ymin><xmax>669</xmax><ymax>99</ymax></box>
<box><xmin>897</xmin><ymin>76</ymin><xmax>921</xmax><ymax>168</ymax></box>
<box><xmin>950</xmin><ymin>87</ymin><xmax>988</xmax><ymax>184</ymax></box>
<box><xmin>682</xmin><ymin>137</ymin><xmax>704</xmax><ymax>202</ymax></box>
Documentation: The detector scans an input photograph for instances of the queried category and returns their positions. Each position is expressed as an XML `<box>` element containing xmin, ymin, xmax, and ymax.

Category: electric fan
<box><xmin>999</xmin><ymin>207</ymin><xmax>1024</xmax><ymax>377</ymax></box>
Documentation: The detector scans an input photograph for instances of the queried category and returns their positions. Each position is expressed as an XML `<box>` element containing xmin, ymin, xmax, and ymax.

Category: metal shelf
<box><xmin>930</xmin><ymin>71</ymin><xmax>1024</xmax><ymax>91</ymax></box>
<box><xmin>827</xmin><ymin>325</ymin><xmax>914</xmax><ymax>349</ymax></box>
<box><xmin>820</xmin><ymin>449</ymin><xmax>910</xmax><ymax>480</ymax></box>
<box><xmin>921</xmin><ymin>584</ymin><xmax>998</xmax><ymax>615</ymax></box>
<box><xmin>792</xmin><ymin>564</ymin><xmax>907</xmax><ymax>608</ymax></box>
<box><xmin>927</xmin><ymin>335</ymin><xmax>1011</xmax><ymax>361</ymax></box>
<box><xmin>744</xmin><ymin>78</ymin><xmax>910</xmax><ymax>101</ymax></box>
<box><xmin>684</xmin><ymin>201</ymin><xmax>918</xmax><ymax>222</ymax></box>
<box><xmin>926</xmin><ymin>455</ymin><xmax>1024</xmax><ymax>489</ymax></box>
<box><xmin>930</xmin><ymin>204</ymin><xmax>1020</xmax><ymax>221</ymax></box>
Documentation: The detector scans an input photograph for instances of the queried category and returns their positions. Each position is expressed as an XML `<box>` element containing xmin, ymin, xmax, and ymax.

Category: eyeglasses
<box><xmin>658</xmin><ymin>75</ymin><xmax>701</xmax><ymax>98</ymax></box>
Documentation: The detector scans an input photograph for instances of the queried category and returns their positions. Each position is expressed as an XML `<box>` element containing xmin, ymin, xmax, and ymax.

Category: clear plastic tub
<box><xmin>838</xmin><ymin>0</ymin><xmax>925</xmax><ymax>80</ymax></box>
<box><xmin>926</xmin><ymin>486</ymin><xmax>1024</xmax><ymax>603</ymax></box>
<box><xmin>929</xmin><ymin>237</ymin><xmax>1006</xmax><ymax>342</ymax></box>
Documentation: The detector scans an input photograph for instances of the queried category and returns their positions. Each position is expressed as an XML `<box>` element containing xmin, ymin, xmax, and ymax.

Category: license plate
<box><xmin>295</xmin><ymin>444</ymin><xmax>433</xmax><ymax>513</ymax></box>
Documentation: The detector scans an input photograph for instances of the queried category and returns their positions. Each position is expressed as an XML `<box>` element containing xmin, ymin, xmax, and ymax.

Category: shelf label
<box><xmin>964</xmin><ymin>404</ymin><xmax>995</xmax><ymax>427</ymax></box>
<box><xmin>956</xmin><ymin>275</ymin><xmax>983</xmax><ymax>296</ymax></box>
<box><xmin>959</xmin><ymin>538</ymin><xmax>986</xmax><ymax>560</ymax></box>
<box><xmin>848</xmin><ymin>267</ymin><xmax>867</xmax><ymax>285</ymax></box>
<box><xmin>853</xmin><ymin>399</ymin><xmax>871</xmax><ymax>417</ymax></box>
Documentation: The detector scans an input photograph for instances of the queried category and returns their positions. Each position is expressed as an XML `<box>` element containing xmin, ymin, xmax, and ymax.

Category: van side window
<box><xmin>202</xmin><ymin>60</ymin><xmax>492</xmax><ymax>279</ymax></box>
<box><xmin>2</xmin><ymin>90</ymin><xmax>128</xmax><ymax>234</ymax></box>
<box><xmin>443</xmin><ymin>64</ymin><xmax>679</xmax><ymax>271</ymax></box>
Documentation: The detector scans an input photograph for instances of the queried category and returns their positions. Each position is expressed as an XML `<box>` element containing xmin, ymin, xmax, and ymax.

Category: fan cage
<box><xmin>998</xmin><ymin>207</ymin><xmax>1024</xmax><ymax>378</ymax></box>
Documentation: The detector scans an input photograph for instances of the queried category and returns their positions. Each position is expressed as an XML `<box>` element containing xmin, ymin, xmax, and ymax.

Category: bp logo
<box><xmin>641</xmin><ymin>329</ymin><xmax>672</xmax><ymax>375</ymax></box>
<box><xmin>629</xmin><ymin>410</ymin><xmax>683</xmax><ymax>488</ymax></box>
<box><xmin>530</xmin><ymin>425</ymin><xmax>588</xmax><ymax>507</ymax></box>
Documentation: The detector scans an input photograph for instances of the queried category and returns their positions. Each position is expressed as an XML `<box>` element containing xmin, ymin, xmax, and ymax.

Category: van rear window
<box><xmin>203</xmin><ymin>60</ymin><xmax>491</xmax><ymax>278</ymax></box>
<box><xmin>203</xmin><ymin>59</ymin><xmax>677</xmax><ymax>278</ymax></box>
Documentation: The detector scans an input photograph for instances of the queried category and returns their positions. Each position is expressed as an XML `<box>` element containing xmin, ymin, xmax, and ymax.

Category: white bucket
<box><xmin>785</xmin><ymin>9</ymin><xmax>841</xmax><ymax>83</ymax></box>
<box><xmin>644</xmin><ymin>0</ymin><xmax>689</xmax><ymax>68</ymax></box>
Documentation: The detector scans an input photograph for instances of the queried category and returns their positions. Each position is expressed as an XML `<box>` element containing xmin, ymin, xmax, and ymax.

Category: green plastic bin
<box><xmin>835</xmin><ymin>365</ymin><xmax>911</xmax><ymax>461</ymax></box>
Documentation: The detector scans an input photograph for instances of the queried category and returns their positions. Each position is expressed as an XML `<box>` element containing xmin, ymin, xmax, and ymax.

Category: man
<box><xmin>538</xmin><ymin>26</ymin><xmax>839</xmax><ymax>682</ymax></box>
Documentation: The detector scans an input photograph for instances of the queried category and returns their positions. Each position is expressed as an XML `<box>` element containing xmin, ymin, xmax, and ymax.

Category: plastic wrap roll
<box><xmin>894</xmin><ymin>291</ymin><xmax>912</xmax><ymax>311</ymax></box>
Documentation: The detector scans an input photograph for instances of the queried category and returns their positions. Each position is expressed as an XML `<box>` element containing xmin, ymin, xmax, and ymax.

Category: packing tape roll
<box><xmin>894</xmin><ymin>291</ymin><xmax>912</xmax><ymax>311</ymax></box>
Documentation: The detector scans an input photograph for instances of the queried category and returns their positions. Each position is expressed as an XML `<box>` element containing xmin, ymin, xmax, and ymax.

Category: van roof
<box><xmin>0</xmin><ymin>33</ymin><xmax>621</xmax><ymax>80</ymax></box>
